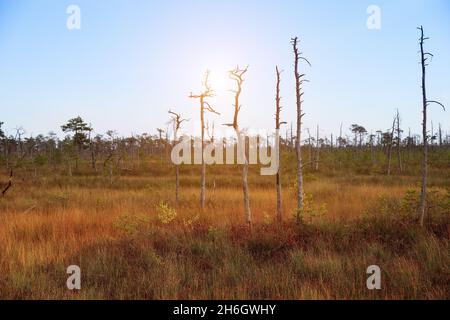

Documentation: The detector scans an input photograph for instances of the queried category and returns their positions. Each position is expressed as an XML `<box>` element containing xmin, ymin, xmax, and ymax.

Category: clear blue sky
<box><xmin>0</xmin><ymin>0</ymin><xmax>449</xmax><ymax>139</ymax></box>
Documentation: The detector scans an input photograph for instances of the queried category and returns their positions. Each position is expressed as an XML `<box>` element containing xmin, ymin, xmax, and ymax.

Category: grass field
<box><xmin>0</xmin><ymin>149</ymin><xmax>449</xmax><ymax>300</ymax></box>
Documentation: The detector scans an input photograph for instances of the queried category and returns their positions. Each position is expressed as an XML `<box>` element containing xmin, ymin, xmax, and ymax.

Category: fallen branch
<box><xmin>2</xmin><ymin>169</ymin><xmax>13</xmax><ymax>197</ymax></box>
<box><xmin>22</xmin><ymin>205</ymin><xmax>37</xmax><ymax>214</ymax></box>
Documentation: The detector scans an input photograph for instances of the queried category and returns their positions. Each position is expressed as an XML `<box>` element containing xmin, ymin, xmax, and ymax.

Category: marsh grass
<box><xmin>0</xmin><ymin>157</ymin><xmax>448</xmax><ymax>299</ymax></box>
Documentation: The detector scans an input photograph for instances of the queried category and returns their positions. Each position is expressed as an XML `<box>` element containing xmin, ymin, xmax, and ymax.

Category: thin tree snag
<box><xmin>226</xmin><ymin>65</ymin><xmax>251</xmax><ymax>228</ymax></box>
<box><xmin>338</xmin><ymin>123</ymin><xmax>343</xmax><ymax>169</ymax></box>
<box><xmin>88</xmin><ymin>123</ymin><xmax>97</xmax><ymax>172</ymax></box>
<box><xmin>291</xmin><ymin>36</ymin><xmax>310</xmax><ymax>224</ymax></box>
<box><xmin>417</xmin><ymin>26</ymin><xmax>446</xmax><ymax>227</ymax></box>
<box><xmin>206</xmin><ymin>121</ymin><xmax>216</xmax><ymax>197</ymax></box>
<box><xmin>419</xmin><ymin>26</ymin><xmax>428</xmax><ymax>227</ymax></box>
<box><xmin>307</xmin><ymin>128</ymin><xmax>313</xmax><ymax>169</ymax></box>
<box><xmin>275</xmin><ymin>66</ymin><xmax>285</xmax><ymax>222</ymax></box>
<box><xmin>396</xmin><ymin>109</ymin><xmax>403</xmax><ymax>173</ymax></box>
<box><xmin>169</xmin><ymin>110</ymin><xmax>188</xmax><ymax>205</ymax></box>
<box><xmin>190</xmin><ymin>71</ymin><xmax>219</xmax><ymax>209</ymax></box>
<box><xmin>205</xmin><ymin>121</ymin><xmax>215</xmax><ymax>143</ymax></box>
<box><xmin>2</xmin><ymin>169</ymin><xmax>13</xmax><ymax>197</ymax></box>
<box><xmin>315</xmin><ymin>125</ymin><xmax>320</xmax><ymax>171</ymax></box>
<box><xmin>387</xmin><ymin>117</ymin><xmax>396</xmax><ymax>176</ymax></box>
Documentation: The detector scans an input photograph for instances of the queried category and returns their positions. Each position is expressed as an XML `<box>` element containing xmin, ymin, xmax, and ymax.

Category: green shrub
<box><xmin>156</xmin><ymin>202</ymin><xmax>177</xmax><ymax>224</ymax></box>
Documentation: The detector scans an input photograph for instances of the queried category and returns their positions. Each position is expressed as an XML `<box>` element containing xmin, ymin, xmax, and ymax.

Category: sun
<box><xmin>206</xmin><ymin>68</ymin><xmax>231</xmax><ymax>95</ymax></box>
<box><xmin>197</xmin><ymin>55</ymin><xmax>237</xmax><ymax>95</ymax></box>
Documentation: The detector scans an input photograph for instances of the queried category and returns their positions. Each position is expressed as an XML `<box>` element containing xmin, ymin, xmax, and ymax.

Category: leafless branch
<box><xmin>427</xmin><ymin>100</ymin><xmax>446</xmax><ymax>111</ymax></box>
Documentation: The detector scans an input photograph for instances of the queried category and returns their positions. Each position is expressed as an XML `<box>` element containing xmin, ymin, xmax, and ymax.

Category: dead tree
<box><xmin>291</xmin><ymin>37</ymin><xmax>311</xmax><ymax>224</ymax></box>
<box><xmin>417</xmin><ymin>26</ymin><xmax>446</xmax><ymax>227</ymax></box>
<box><xmin>190</xmin><ymin>71</ymin><xmax>219</xmax><ymax>209</ymax></box>
<box><xmin>88</xmin><ymin>125</ymin><xmax>97</xmax><ymax>172</ymax></box>
<box><xmin>315</xmin><ymin>125</ymin><xmax>320</xmax><ymax>171</ymax></box>
<box><xmin>1</xmin><ymin>169</ymin><xmax>13</xmax><ymax>197</ymax></box>
<box><xmin>14</xmin><ymin>127</ymin><xmax>25</xmax><ymax>159</ymax></box>
<box><xmin>225</xmin><ymin>66</ymin><xmax>251</xmax><ymax>227</ymax></box>
<box><xmin>206</xmin><ymin>121</ymin><xmax>216</xmax><ymax>195</ymax></box>
<box><xmin>169</xmin><ymin>110</ymin><xmax>188</xmax><ymax>205</ymax></box>
<box><xmin>306</xmin><ymin>128</ymin><xmax>313</xmax><ymax>169</ymax></box>
<box><xmin>338</xmin><ymin>123</ymin><xmax>343</xmax><ymax>169</ymax></box>
<box><xmin>387</xmin><ymin>117</ymin><xmax>396</xmax><ymax>176</ymax></box>
<box><xmin>396</xmin><ymin>109</ymin><xmax>403</xmax><ymax>173</ymax></box>
<box><xmin>206</xmin><ymin>121</ymin><xmax>215</xmax><ymax>143</ymax></box>
<box><xmin>431</xmin><ymin>121</ymin><xmax>435</xmax><ymax>145</ymax></box>
<box><xmin>274</xmin><ymin>66</ymin><xmax>286</xmax><ymax>222</ymax></box>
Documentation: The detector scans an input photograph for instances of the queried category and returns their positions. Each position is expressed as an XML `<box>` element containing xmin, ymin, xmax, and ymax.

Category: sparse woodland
<box><xmin>0</xmin><ymin>31</ymin><xmax>449</xmax><ymax>299</ymax></box>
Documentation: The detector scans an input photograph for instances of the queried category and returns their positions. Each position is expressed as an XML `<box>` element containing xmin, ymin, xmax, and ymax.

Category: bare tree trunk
<box><xmin>190</xmin><ymin>72</ymin><xmax>219</xmax><ymax>210</ymax></box>
<box><xmin>431</xmin><ymin>121</ymin><xmax>434</xmax><ymax>146</ymax></box>
<box><xmin>416</xmin><ymin>27</ymin><xmax>446</xmax><ymax>225</ymax></box>
<box><xmin>200</xmin><ymin>96</ymin><xmax>206</xmax><ymax>209</ymax></box>
<box><xmin>228</xmin><ymin>66</ymin><xmax>251</xmax><ymax>227</ymax></box>
<box><xmin>419</xmin><ymin>26</ymin><xmax>428</xmax><ymax>227</ymax></box>
<box><xmin>89</xmin><ymin>130</ymin><xmax>97</xmax><ymax>172</ymax></box>
<box><xmin>396</xmin><ymin>109</ymin><xmax>403</xmax><ymax>173</ymax></box>
<box><xmin>292</xmin><ymin>37</ymin><xmax>310</xmax><ymax>224</ymax></box>
<box><xmin>315</xmin><ymin>125</ymin><xmax>320</xmax><ymax>171</ymax></box>
<box><xmin>168</xmin><ymin>111</ymin><xmax>184</xmax><ymax>205</ymax></box>
<box><xmin>307</xmin><ymin>129</ymin><xmax>313</xmax><ymax>170</ymax></box>
<box><xmin>275</xmin><ymin>66</ymin><xmax>283</xmax><ymax>222</ymax></box>
<box><xmin>238</xmin><ymin>131</ymin><xmax>251</xmax><ymax>227</ymax></box>
<box><xmin>157</xmin><ymin>129</ymin><xmax>164</xmax><ymax>164</ymax></box>
<box><xmin>169</xmin><ymin>110</ymin><xmax>186</xmax><ymax>205</ymax></box>
<box><xmin>207</xmin><ymin>123</ymin><xmax>216</xmax><ymax>198</ymax></box>
<box><xmin>387</xmin><ymin>117</ymin><xmax>395</xmax><ymax>176</ymax></box>
<box><xmin>415</xmin><ymin>27</ymin><xmax>447</xmax><ymax>224</ymax></box>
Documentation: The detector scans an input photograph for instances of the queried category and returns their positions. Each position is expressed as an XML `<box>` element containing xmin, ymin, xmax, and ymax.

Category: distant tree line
<box><xmin>0</xmin><ymin>115</ymin><xmax>448</xmax><ymax>177</ymax></box>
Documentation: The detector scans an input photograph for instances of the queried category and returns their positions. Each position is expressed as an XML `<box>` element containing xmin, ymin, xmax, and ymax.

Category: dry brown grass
<box><xmin>0</xmin><ymin>160</ymin><xmax>448</xmax><ymax>299</ymax></box>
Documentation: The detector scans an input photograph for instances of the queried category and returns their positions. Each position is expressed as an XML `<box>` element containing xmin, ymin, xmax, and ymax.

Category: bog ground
<box><xmin>0</xmin><ymin>150</ymin><xmax>448</xmax><ymax>299</ymax></box>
